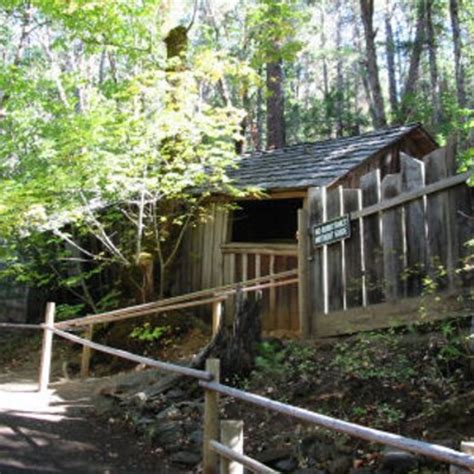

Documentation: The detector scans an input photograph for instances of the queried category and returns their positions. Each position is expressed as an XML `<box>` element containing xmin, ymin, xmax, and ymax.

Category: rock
<box><xmin>257</xmin><ymin>448</ymin><xmax>294</xmax><ymax>465</ymax></box>
<box><xmin>380</xmin><ymin>449</ymin><xmax>418</xmax><ymax>473</ymax></box>
<box><xmin>293</xmin><ymin>469</ymin><xmax>327</xmax><ymax>474</ymax></box>
<box><xmin>189</xmin><ymin>429</ymin><xmax>203</xmax><ymax>446</ymax></box>
<box><xmin>328</xmin><ymin>456</ymin><xmax>353</xmax><ymax>474</ymax></box>
<box><xmin>166</xmin><ymin>388</ymin><xmax>185</xmax><ymax>400</ymax></box>
<box><xmin>151</xmin><ymin>421</ymin><xmax>183</xmax><ymax>447</ymax></box>
<box><xmin>300</xmin><ymin>437</ymin><xmax>335</xmax><ymax>462</ymax></box>
<box><xmin>274</xmin><ymin>457</ymin><xmax>298</xmax><ymax>472</ymax></box>
<box><xmin>156</xmin><ymin>405</ymin><xmax>182</xmax><ymax>420</ymax></box>
<box><xmin>169</xmin><ymin>451</ymin><xmax>201</xmax><ymax>466</ymax></box>
<box><xmin>131</xmin><ymin>391</ymin><xmax>148</xmax><ymax>407</ymax></box>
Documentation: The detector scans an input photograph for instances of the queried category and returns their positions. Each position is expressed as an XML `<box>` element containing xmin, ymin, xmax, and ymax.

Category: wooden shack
<box><xmin>173</xmin><ymin>123</ymin><xmax>472</xmax><ymax>336</ymax></box>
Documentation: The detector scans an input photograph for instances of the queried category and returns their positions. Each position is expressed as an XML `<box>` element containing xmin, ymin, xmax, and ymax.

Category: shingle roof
<box><xmin>228</xmin><ymin>123</ymin><xmax>424</xmax><ymax>191</ymax></box>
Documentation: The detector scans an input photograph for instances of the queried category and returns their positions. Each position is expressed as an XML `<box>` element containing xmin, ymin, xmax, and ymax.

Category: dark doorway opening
<box><xmin>231</xmin><ymin>198</ymin><xmax>302</xmax><ymax>243</ymax></box>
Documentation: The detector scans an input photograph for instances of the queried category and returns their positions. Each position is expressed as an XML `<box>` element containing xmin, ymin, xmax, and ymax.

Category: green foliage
<box><xmin>56</xmin><ymin>303</ymin><xmax>86</xmax><ymax>322</ymax></box>
<box><xmin>247</xmin><ymin>0</ymin><xmax>307</xmax><ymax>66</ymax></box>
<box><xmin>0</xmin><ymin>0</ymin><xmax>249</xmax><ymax>311</ymax></box>
<box><xmin>332</xmin><ymin>332</ymin><xmax>416</xmax><ymax>382</ymax></box>
<box><xmin>129</xmin><ymin>322</ymin><xmax>171</xmax><ymax>343</ymax></box>
<box><xmin>254</xmin><ymin>340</ymin><xmax>317</xmax><ymax>378</ymax></box>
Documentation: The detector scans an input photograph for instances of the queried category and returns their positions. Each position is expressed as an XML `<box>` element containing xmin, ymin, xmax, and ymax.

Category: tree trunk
<box><xmin>449</xmin><ymin>0</ymin><xmax>466</xmax><ymax>109</ymax></box>
<box><xmin>360</xmin><ymin>0</ymin><xmax>387</xmax><ymax>128</ymax></box>
<box><xmin>335</xmin><ymin>0</ymin><xmax>344</xmax><ymax>137</ymax></box>
<box><xmin>426</xmin><ymin>0</ymin><xmax>443</xmax><ymax>126</ymax></box>
<box><xmin>266</xmin><ymin>59</ymin><xmax>286</xmax><ymax>149</ymax></box>
<box><xmin>399</xmin><ymin>0</ymin><xmax>426</xmax><ymax>120</ymax></box>
<box><xmin>193</xmin><ymin>290</ymin><xmax>262</xmax><ymax>379</ymax></box>
<box><xmin>385</xmin><ymin>0</ymin><xmax>399</xmax><ymax>120</ymax></box>
<box><xmin>255</xmin><ymin>72</ymin><xmax>264</xmax><ymax>151</ymax></box>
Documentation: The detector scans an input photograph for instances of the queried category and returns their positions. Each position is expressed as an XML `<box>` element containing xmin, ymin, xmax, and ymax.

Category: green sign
<box><xmin>313</xmin><ymin>215</ymin><xmax>351</xmax><ymax>247</ymax></box>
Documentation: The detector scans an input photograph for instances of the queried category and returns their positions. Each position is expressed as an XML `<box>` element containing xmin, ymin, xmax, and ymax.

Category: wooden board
<box><xmin>361</xmin><ymin>170</ymin><xmax>384</xmax><ymax>304</ymax></box>
<box><xmin>298</xmin><ymin>208</ymin><xmax>311</xmax><ymax>336</ymax></box>
<box><xmin>326</xmin><ymin>188</ymin><xmax>344</xmax><ymax>312</ymax></box>
<box><xmin>314</xmin><ymin>290</ymin><xmax>472</xmax><ymax>337</ymax></box>
<box><xmin>401</xmin><ymin>154</ymin><xmax>427</xmax><ymax>296</ymax></box>
<box><xmin>381</xmin><ymin>173</ymin><xmax>405</xmax><ymax>301</ymax></box>
<box><xmin>424</xmin><ymin>148</ymin><xmax>450</xmax><ymax>289</ymax></box>
<box><xmin>307</xmin><ymin>187</ymin><xmax>326</xmax><ymax>335</ymax></box>
<box><xmin>343</xmin><ymin>189</ymin><xmax>363</xmax><ymax>308</ymax></box>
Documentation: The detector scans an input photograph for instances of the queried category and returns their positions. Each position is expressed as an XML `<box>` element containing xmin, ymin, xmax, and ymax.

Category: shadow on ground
<box><xmin>0</xmin><ymin>371</ymin><xmax>186</xmax><ymax>474</ymax></box>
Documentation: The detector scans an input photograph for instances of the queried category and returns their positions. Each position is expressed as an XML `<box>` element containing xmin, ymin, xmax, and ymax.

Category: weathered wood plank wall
<box><xmin>174</xmin><ymin>206</ymin><xmax>299</xmax><ymax>332</ymax></box>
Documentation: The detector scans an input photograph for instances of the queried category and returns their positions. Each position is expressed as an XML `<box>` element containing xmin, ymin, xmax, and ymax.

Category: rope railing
<box><xmin>51</xmin><ymin>326</ymin><xmax>213</xmax><ymax>382</ymax></box>
<box><xmin>3</xmin><ymin>278</ymin><xmax>474</xmax><ymax>473</ymax></box>
<box><xmin>199</xmin><ymin>379</ymin><xmax>474</xmax><ymax>471</ymax></box>
<box><xmin>56</xmin><ymin>269</ymin><xmax>298</xmax><ymax>329</ymax></box>
<box><xmin>0</xmin><ymin>322</ymin><xmax>42</xmax><ymax>330</ymax></box>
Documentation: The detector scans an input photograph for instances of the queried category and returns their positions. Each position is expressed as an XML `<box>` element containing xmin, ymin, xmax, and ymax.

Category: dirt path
<box><xmin>0</xmin><ymin>367</ymin><xmax>188</xmax><ymax>474</ymax></box>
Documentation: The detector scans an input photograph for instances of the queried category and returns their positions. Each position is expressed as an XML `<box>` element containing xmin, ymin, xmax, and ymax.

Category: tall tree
<box><xmin>425</xmin><ymin>0</ymin><xmax>443</xmax><ymax>125</ymax></box>
<box><xmin>399</xmin><ymin>0</ymin><xmax>426</xmax><ymax>120</ymax></box>
<box><xmin>359</xmin><ymin>0</ymin><xmax>387</xmax><ymax>127</ymax></box>
<box><xmin>449</xmin><ymin>0</ymin><xmax>467</xmax><ymax>109</ymax></box>
<box><xmin>385</xmin><ymin>0</ymin><xmax>399</xmax><ymax>119</ymax></box>
<box><xmin>248</xmin><ymin>0</ymin><xmax>304</xmax><ymax>149</ymax></box>
<box><xmin>266</xmin><ymin>59</ymin><xmax>286</xmax><ymax>148</ymax></box>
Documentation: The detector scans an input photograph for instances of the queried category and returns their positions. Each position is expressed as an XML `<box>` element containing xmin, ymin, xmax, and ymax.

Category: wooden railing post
<box><xmin>220</xmin><ymin>420</ymin><xmax>244</xmax><ymax>474</ymax></box>
<box><xmin>297</xmin><ymin>208</ymin><xmax>310</xmax><ymax>338</ymax></box>
<box><xmin>38</xmin><ymin>302</ymin><xmax>55</xmax><ymax>394</ymax></box>
<box><xmin>80</xmin><ymin>324</ymin><xmax>94</xmax><ymax>379</ymax></box>
<box><xmin>212</xmin><ymin>301</ymin><xmax>223</xmax><ymax>336</ymax></box>
<box><xmin>203</xmin><ymin>358</ymin><xmax>220</xmax><ymax>474</ymax></box>
<box><xmin>450</xmin><ymin>442</ymin><xmax>474</xmax><ymax>474</ymax></box>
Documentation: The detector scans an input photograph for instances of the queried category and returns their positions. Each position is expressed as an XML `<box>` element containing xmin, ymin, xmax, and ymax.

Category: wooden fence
<box><xmin>299</xmin><ymin>143</ymin><xmax>473</xmax><ymax>337</ymax></box>
<box><xmin>2</xmin><ymin>301</ymin><xmax>474</xmax><ymax>473</ymax></box>
<box><xmin>222</xmin><ymin>243</ymin><xmax>299</xmax><ymax>332</ymax></box>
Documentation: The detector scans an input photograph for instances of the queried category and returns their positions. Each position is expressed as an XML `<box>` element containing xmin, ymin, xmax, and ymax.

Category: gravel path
<box><xmin>0</xmin><ymin>369</ymin><xmax>188</xmax><ymax>474</ymax></box>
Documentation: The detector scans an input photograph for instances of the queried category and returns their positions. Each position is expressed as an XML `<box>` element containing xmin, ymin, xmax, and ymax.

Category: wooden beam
<box><xmin>203</xmin><ymin>359</ymin><xmax>220</xmax><ymax>474</ymax></box>
<box><xmin>80</xmin><ymin>324</ymin><xmax>94</xmax><ymax>379</ymax></box>
<box><xmin>38</xmin><ymin>302</ymin><xmax>55</xmax><ymax>394</ymax></box>
<box><xmin>298</xmin><ymin>209</ymin><xmax>310</xmax><ymax>337</ymax></box>
<box><xmin>57</xmin><ymin>269</ymin><xmax>298</xmax><ymax>329</ymax></box>
<box><xmin>220</xmin><ymin>421</ymin><xmax>244</xmax><ymax>474</ymax></box>
<box><xmin>351</xmin><ymin>171</ymin><xmax>470</xmax><ymax>220</ymax></box>
<box><xmin>221</xmin><ymin>242</ymin><xmax>297</xmax><ymax>256</ymax></box>
<box><xmin>313</xmin><ymin>290</ymin><xmax>472</xmax><ymax>337</ymax></box>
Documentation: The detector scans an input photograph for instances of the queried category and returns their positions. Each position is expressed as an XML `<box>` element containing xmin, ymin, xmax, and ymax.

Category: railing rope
<box><xmin>50</xmin><ymin>326</ymin><xmax>213</xmax><ymax>382</ymax></box>
<box><xmin>4</xmin><ymin>299</ymin><xmax>474</xmax><ymax>472</ymax></box>
<box><xmin>199</xmin><ymin>380</ymin><xmax>474</xmax><ymax>470</ymax></box>
<box><xmin>56</xmin><ymin>270</ymin><xmax>297</xmax><ymax>329</ymax></box>
<box><xmin>0</xmin><ymin>322</ymin><xmax>42</xmax><ymax>330</ymax></box>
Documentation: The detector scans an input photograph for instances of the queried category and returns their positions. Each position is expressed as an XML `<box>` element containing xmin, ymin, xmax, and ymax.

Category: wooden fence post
<box><xmin>449</xmin><ymin>441</ymin><xmax>474</xmax><ymax>474</ymax></box>
<box><xmin>80</xmin><ymin>324</ymin><xmax>94</xmax><ymax>379</ymax></box>
<box><xmin>38</xmin><ymin>302</ymin><xmax>55</xmax><ymax>394</ymax></box>
<box><xmin>297</xmin><ymin>209</ymin><xmax>310</xmax><ymax>338</ymax></box>
<box><xmin>212</xmin><ymin>301</ymin><xmax>223</xmax><ymax>336</ymax></box>
<box><xmin>220</xmin><ymin>420</ymin><xmax>244</xmax><ymax>474</ymax></box>
<box><xmin>203</xmin><ymin>358</ymin><xmax>220</xmax><ymax>474</ymax></box>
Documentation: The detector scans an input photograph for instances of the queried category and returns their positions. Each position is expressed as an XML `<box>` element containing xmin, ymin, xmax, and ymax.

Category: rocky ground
<box><xmin>1</xmin><ymin>315</ymin><xmax>473</xmax><ymax>473</ymax></box>
<box><xmin>87</xmin><ymin>316</ymin><xmax>473</xmax><ymax>473</ymax></box>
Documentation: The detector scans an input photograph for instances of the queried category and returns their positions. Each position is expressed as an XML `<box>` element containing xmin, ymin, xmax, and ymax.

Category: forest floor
<box><xmin>0</xmin><ymin>313</ymin><xmax>473</xmax><ymax>474</ymax></box>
